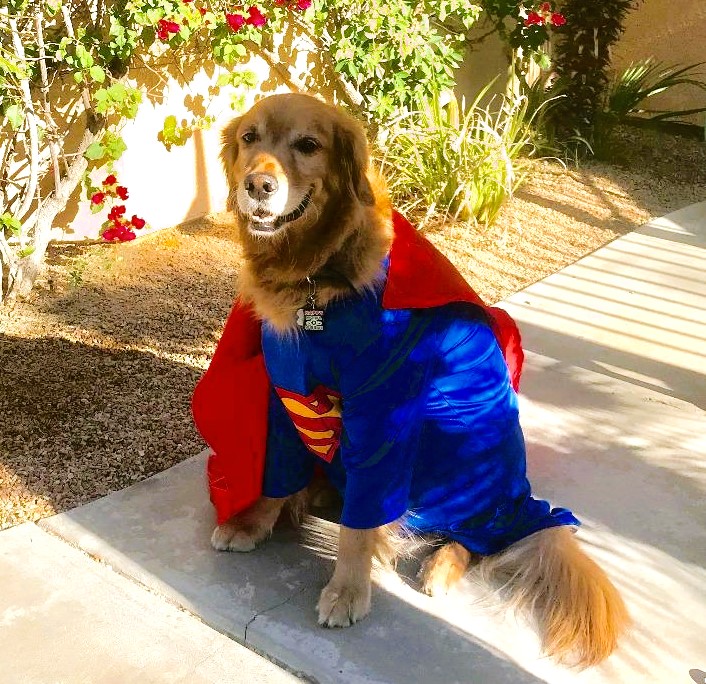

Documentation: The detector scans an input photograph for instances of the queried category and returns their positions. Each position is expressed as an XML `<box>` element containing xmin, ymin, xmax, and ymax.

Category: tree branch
<box><xmin>35</xmin><ymin>10</ymin><xmax>62</xmax><ymax>197</ymax></box>
<box><xmin>8</xmin><ymin>15</ymin><xmax>40</xmax><ymax>223</ymax></box>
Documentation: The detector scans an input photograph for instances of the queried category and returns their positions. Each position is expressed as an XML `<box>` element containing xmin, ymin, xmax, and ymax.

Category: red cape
<box><xmin>192</xmin><ymin>212</ymin><xmax>524</xmax><ymax>524</ymax></box>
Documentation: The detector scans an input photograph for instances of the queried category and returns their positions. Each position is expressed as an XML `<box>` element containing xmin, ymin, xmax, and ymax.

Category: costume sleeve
<box><xmin>336</xmin><ymin>314</ymin><xmax>433</xmax><ymax>529</ymax></box>
<box><xmin>430</xmin><ymin>309</ymin><xmax>520</xmax><ymax>451</ymax></box>
<box><xmin>262</xmin><ymin>387</ymin><xmax>317</xmax><ymax>498</ymax></box>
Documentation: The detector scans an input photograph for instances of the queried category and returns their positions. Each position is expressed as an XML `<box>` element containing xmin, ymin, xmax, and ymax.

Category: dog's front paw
<box><xmin>317</xmin><ymin>579</ymin><xmax>371</xmax><ymax>628</ymax></box>
<box><xmin>210</xmin><ymin>522</ymin><xmax>264</xmax><ymax>552</ymax></box>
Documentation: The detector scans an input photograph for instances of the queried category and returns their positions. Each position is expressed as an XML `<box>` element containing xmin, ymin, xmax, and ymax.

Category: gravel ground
<box><xmin>2</xmin><ymin>128</ymin><xmax>705</xmax><ymax>529</ymax></box>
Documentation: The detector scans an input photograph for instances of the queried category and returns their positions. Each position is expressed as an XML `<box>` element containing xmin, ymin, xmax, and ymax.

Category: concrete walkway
<box><xmin>2</xmin><ymin>202</ymin><xmax>705</xmax><ymax>684</ymax></box>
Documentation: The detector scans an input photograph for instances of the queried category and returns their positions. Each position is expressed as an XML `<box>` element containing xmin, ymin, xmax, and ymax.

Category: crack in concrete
<box><xmin>244</xmin><ymin>585</ymin><xmax>309</xmax><ymax>641</ymax></box>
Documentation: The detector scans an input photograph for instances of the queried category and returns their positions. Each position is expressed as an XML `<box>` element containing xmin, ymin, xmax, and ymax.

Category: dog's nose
<box><xmin>245</xmin><ymin>173</ymin><xmax>279</xmax><ymax>201</ymax></box>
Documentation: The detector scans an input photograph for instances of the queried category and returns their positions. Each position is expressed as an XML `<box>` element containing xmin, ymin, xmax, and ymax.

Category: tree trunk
<box><xmin>8</xmin><ymin>125</ymin><xmax>100</xmax><ymax>301</ymax></box>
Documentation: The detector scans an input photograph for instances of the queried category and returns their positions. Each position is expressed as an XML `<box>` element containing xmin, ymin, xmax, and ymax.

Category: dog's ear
<box><xmin>220</xmin><ymin>116</ymin><xmax>242</xmax><ymax>190</ymax></box>
<box><xmin>334</xmin><ymin>115</ymin><xmax>375</xmax><ymax>206</ymax></box>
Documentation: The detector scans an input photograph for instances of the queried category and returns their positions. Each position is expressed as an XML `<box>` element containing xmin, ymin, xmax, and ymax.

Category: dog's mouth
<box><xmin>248</xmin><ymin>186</ymin><xmax>315</xmax><ymax>234</ymax></box>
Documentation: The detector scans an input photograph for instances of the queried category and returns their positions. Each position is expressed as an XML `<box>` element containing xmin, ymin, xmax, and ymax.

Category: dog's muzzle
<box><xmin>248</xmin><ymin>185</ymin><xmax>315</xmax><ymax>234</ymax></box>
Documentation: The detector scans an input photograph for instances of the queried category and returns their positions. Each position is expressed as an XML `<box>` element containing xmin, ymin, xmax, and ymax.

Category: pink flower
<box><xmin>296</xmin><ymin>0</ymin><xmax>311</xmax><ymax>9</ymax></box>
<box><xmin>130</xmin><ymin>215</ymin><xmax>146</xmax><ymax>229</ymax></box>
<box><xmin>524</xmin><ymin>11</ymin><xmax>544</xmax><ymax>26</ymax></box>
<box><xmin>226</xmin><ymin>12</ymin><xmax>246</xmax><ymax>30</ymax></box>
<box><xmin>91</xmin><ymin>191</ymin><xmax>106</xmax><ymax>205</ymax></box>
<box><xmin>102</xmin><ymin>174</ymin><xmax>117</xmax><ymax>186</ymax></box>
<box><xmin>116</xmin><ymin>186</ymin><xmax>129</xmax><ymax>200</ymax></box>
<box><xmin>551</xmin><ymin>12</ymin><xmax>566</xmax><ymax>26</ymax></box>
<box><xmin>246</xmin><ymin>6</ymin><xmax>267</xmax><ymax>27</ymax></box>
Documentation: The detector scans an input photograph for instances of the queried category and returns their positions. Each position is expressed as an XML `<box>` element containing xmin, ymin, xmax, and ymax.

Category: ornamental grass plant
<box><xmin>605</xmin><ymin>59</ymin><xmax>706</xmax><ymax>125</ymax></box>
<box><xmin>594</xmin><ymin>59</ymin><xmax>706</xmax><ymax>157</ymax></box>
<box><xmin>377</xmin><ymin>85</ymin><xmax>535</xmax><ymax>229</ymax></box>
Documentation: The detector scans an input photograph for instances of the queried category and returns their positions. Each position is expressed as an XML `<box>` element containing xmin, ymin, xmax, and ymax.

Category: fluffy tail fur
<box><xmin>480</xmin><ymin>526</ymin><xmax>629</xmax><ymax>668</ymax></box>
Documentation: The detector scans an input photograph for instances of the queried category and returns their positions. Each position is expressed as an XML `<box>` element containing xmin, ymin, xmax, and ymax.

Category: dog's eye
<box><xmin>241</xmin><ymin>130</ymin><xmax>258</xmax><ymax>145</ymax></box>
<box><xmin>293</xmin><ymin>137</ymin><xmax>321</xmax><ymax>155</ymax></box>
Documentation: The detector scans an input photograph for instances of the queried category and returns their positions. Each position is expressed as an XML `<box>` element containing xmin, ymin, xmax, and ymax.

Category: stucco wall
<box><xmin>610</xmin><ymin>0</ymin><xmax>706</xmax><ymax>125</ymax></box>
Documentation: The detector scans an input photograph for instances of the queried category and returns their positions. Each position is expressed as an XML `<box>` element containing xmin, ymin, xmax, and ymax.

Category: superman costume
<box><xmin>192</xmin><ymin>212</ymin><xmax>578</xmax><ymax>555</ymax></box>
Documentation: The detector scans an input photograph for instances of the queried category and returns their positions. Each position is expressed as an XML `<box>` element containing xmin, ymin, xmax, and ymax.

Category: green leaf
<box><xmin>45</xmin><ymin>0</ymin><xmax>62</xmax><ymax>16</ymax></box>
<box><xmin>163</xmin><ymin>114</ymin><xmax>178</xmax><ymax>134</ymax></box>
<box><xmin>0</xmin><ymin>55</ymin><xmax>26</xmax><ymax>78</ymax></box>
<box><xmin>107</xmin><ymin>83</ymin><xmax>128</xmax><ymax>101</ymax></box>
<box><xmin>18</xmin><ymin>245</ymin><xmax>35</xmax><ymax>258</ymax></box>
<box><xmin>89</xmin><ymin>65</ymin><xmax>106</xmax><ymax>83</ymax></box>
<box><xmin>5</xmin><ymin>104</ymin><xmax>24</xmax><ymax>131</ymax></box>
<box><xmin>73</xmin><ymin>71</ymin><xmax>84</xmax><ymax>84</ymax></box>
<box><xmin>84</xmin><ymin>142</ymin><xmax>106</xmax><ymax>160</ymax></box>
<box><xmin>146</xmin><ymin>8</ymin><xmax>163</xmax><ymax>24</ymax></box>
<box><xmin>0</xmin><ymin>213</ymin><xmax>22</xmax><ymax>236</ymax></box>
<box><xmin>104</xmin><ymin>134</ymin><xmax>127</xmax><ymax>160</ymax></box>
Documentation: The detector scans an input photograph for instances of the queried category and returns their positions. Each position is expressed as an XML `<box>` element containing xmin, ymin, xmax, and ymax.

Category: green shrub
<box><xmin>377</xmin><ymin>85</ymin><xmax>534</xmax><ymax>228</ymax></box>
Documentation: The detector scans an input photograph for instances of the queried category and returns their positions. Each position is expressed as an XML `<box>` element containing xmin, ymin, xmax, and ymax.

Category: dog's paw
<box><xmin>317</xmin><ymin>579</ymin><xmax>371</xmax><ymax>628</ymax></box>
<box><xmin>210</xmin><ymin>523</ymin><xmax>262</xmax><ymax>552</ymax></box>
<box><xmin>418</xmin><ymin>542</ymin><xmax>471</xmax><ymax>597</ymax></box>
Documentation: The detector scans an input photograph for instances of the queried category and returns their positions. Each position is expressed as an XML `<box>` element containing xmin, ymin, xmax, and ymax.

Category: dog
<box><xmin>193</xmin><ymin>93</ymin><xmax>628</xmax><ymax>668</ymax></box>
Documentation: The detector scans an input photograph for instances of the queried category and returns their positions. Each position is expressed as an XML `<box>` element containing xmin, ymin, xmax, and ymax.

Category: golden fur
<box><xmin>213</xmin><ymin>93</ymin><xmax>628</xmax><ymax>667</ymax></box>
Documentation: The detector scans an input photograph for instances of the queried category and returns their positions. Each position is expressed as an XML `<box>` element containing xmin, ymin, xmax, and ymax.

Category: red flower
<box><xmin>131</xmin><ymin>215</ymin><xmax>146</xmax><ymax>229</ymax></box>
<box><xmin>226</xmin><ymin>12</ymin><xmax>246</xmax><ymax>30</ymax></box>
<box><xmin>246</xmin><ymin>6</ymin><xmax>267</xmax><ymax>27</ymax></box>
<box><xmin>103</xmin><ymin>227</ymin><xmax>118</xmax><ymax>241</ymax></box>
<box><xmin>116</xmin><ymin>186</ymin><xmax>129</xmax><ymax>200</ymax></box>
<box><xmin>157</xmin><ymin>18</ymin><xmax>181</xmax><ymax>40</ymax></box>
<box><xmin>120</xmin><ymin>230</ymin><xmax>137</xmax><ymax>242</ymax></box>
<box><xmin>539</xmin><ymin>2</ymin><xmax>552</xmax><ymax>12</ymax></box>
<box><xmin>551</xmin><ymin>12</ymin><xmax>566</xmax><ymax>26</ymax></box>
<box><xmin>274</xmin><ymin>0</ymin><xmax>288</xmax><ymax>5</ymax></box>
<box><xmin>296</xmin><ymin>0</ymin><xmax>311</xmax><ymax>9</ymax></box>
<box><xmin>91</xmin><ymin>191</ymin><xmax>106</xmax><ymax>205</ymax></box>
<box><xmin>108</xmin><ymin>204</ymin><xmax>127</xmax><ymax>221</ymax></box>
<box><xmin>102</xmin><ymin>174</ymin><xmax>117</xmax><ymax>186</ymax></box>
<box><xmin>524</xmin><ymin>11</ymin><xmax>544</xmax><ymax>26</ymax></box>
<box><xmin>199</xmin><ymin>7</ymin><xmax>207</xmax><ymax>14</ymax></box>
<box><xmin>182</xmin><ymin>0</ymin><xmax>194</xmax><ymax>3</ymax></box>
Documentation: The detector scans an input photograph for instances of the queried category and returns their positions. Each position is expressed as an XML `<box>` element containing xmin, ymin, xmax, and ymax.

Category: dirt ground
<box><xmin>2</xmin><ymin>127</ymin><xmax>705</xmax><ymax>529</ymax></box>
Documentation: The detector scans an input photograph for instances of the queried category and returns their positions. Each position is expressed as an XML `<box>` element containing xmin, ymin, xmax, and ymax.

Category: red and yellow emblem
<box><xmin>275</xmin><ymin>385</ymin><xmax>342</xmax><ymax>463</ymax></box>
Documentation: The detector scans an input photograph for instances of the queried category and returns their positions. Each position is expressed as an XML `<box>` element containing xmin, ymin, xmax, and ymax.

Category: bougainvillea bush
<box><xmin>1</xmin><ymin>0</ymin><xmax>566</xmax><ymax>301</ymax></box>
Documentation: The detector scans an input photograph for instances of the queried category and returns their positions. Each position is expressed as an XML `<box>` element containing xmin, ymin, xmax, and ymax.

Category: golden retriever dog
<box><xmin>207</xmin><ymin>93</ymin><xmax>628</xmax><ymax>667</ymax></box>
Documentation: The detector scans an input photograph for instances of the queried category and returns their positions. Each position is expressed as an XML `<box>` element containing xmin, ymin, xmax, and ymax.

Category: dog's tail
<box><xmin>479</xmin><ymin>526</ymin><xmax>629</xmax><ymax>668</ymax></box>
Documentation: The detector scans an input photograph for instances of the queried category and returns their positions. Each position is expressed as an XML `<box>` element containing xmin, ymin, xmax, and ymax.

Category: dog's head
<box><xmin>220</xmin><ymin>93</ymin><xmax>375</xmax><ymax>240</ymax></box>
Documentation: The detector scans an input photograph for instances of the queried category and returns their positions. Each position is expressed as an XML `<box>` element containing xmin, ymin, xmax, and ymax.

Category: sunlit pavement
<box><xmin>2</xmin><ymin>202</ymin><xmax>705</xmax><ymax>684</ymax></box>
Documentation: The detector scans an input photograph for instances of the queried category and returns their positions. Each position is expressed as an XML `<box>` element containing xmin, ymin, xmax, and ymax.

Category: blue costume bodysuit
<box><xmin>261</xmin><ymin>283</ymin><xmax>577</xmax><ymax>555</ymax></box>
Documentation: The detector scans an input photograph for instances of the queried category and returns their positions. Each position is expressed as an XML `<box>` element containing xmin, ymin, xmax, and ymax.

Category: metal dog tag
<box><xmin>296</xmin><ymin>276</ymin><xmax>325</xmax><ymax>332</ymax></box>
<box><xmin>302</xmin><ymin>309</ymin><xmax>325</xmax><ymax>331</ymax></box>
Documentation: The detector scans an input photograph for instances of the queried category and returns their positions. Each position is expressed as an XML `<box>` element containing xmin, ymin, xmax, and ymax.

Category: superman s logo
<box><xmin>275</xmin><ymin>385</ymin><xmax>342</xmax><ymax>463</ymax></box>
